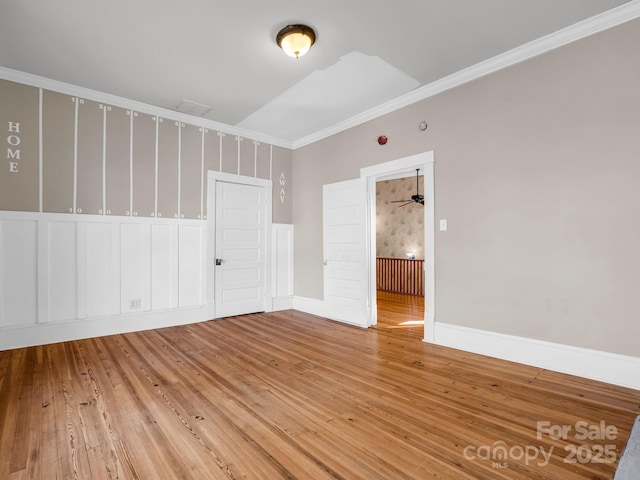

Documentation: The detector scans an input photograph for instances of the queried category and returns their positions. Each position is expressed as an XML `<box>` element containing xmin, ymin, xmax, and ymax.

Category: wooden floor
<box><xmin>376</xmin><ymin>290</ymin><xmax>425</xmax><ymax>339</ymax></box>
<box><xmin>1</xmin><ymin>311</ymin><xmax>639</xmax><ymax>479</ymax></box>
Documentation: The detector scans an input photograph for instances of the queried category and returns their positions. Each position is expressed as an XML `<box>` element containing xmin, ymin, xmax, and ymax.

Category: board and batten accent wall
<box><xmin>0</xmin><ymin>78</ymin><xmax>292</xmax><ymax>220</ymax></box>
<box><xmin>0</xmin><ymin>74</ymin><xmax>294</xmax><ymax>349</ymax></box>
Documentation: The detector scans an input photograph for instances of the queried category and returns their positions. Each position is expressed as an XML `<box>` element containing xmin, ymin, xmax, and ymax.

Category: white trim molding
<box><xmin>271</xmin><ymin>224</ymin><xmax>294</xmax><ymax>312</ymax></box>
<box><xmin>292</xmin><ymin>0</ymin><xmax>640</xmax><ymax>149</ymax></box>
<box><xmin>434</xmin><ymin>322</ymin><xmax>640</xmax><ymax>390</ymax></box>
<box><xmin>361</xmin><ymin>151</ymin><xmax>435</xmax><ymax>342</ymax></box>
<box><xmin>293</xmin><ymin>296</ymin><xmax>327</xmax><ymax>319</ymax></box>
<box><xmin>0</xmin><ymin>307</ymin><xmax>207</xmax><ymax>351</ymax></box>
<box><xmin>0</xmin><ymin>66</ymin><xmax>292</xmax><ymax>150</ymax></box>
<box><xmin>291</xmin><ymin>297</ymin><xmax>640</xmax><ymax>389</ymax></box>
<box><xmin>4</xmin><ymin>3</ymin><xmax>639</xmax><ymax>151</ymax></box>
<box><xmin>272</xmin><ymin>296</ymin><xmax>294</xmax><ymax>311</ymax></box>
<box><xmin>273</xmin><ymin>289</ymin><xmax>640</xmax><ymax>390</ymax></box>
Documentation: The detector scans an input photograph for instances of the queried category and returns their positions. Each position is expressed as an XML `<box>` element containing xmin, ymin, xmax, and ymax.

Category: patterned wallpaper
<box><xmin>376</xmin><ymin>176</ymin><xmax>424</xmax><ymax>259</ymax></box>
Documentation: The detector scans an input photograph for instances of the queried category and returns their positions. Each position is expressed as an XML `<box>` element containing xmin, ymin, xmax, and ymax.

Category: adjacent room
<box><xmin>375</xmin><ymin>171</ymin><xmax>426</xmax><ymax>339</ymax></box>
<box><xmin>1</xmin><ymin>1</ymin><xmax>639</xmax><ymax>478</ymax></box>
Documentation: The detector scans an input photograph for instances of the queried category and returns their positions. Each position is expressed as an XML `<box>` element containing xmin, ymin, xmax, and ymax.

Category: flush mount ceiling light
<box><xmin>276</xmin><ymin>24</ymin><xmax>316</xmax><ymax>59</ymax></box>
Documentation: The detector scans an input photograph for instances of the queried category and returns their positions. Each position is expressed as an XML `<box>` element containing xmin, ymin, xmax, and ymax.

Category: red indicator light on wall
<box><xmin>377</xmin><ymin>135</ymin><xmax>388</xmax><ymax>145</ymax></box>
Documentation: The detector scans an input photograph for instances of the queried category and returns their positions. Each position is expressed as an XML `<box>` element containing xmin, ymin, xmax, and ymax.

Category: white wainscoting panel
<box><xmin>47</xmin><ymin>220</ymin><xmax>78</xmax><ymax>323</ymax></box>
<box><xmin>271</xmin><ymin>224</ymin><xmax>294</xmax><ymax>311</ymax></box>
<box><xmin>179</xmin><ymin>225</ymin><xmax>204</xmax><ymax>307</ymax></box>
<box><xmin>151</xmin><ymin>224</ymin><xmax>179</xmax><ymax>310</ymax></box>
<box><xmin>0</xmin><ymin>212</ymin><xmax>288</xmax><ymax>349</ymax></box>
<box><xmin>120</xmin><ymin>223</ymin><xmax>150</xmax><ymax>314</ymax></box>
<box><xmin>0</xmin><ymin>212</ymin><xmax>208</xmax><ymax>350</ymax></box>
<box><xmin>84</xmin><ymin>222</ymin><xmax>118</xmax><ymax>318</ymax></box>
<box><xmin>0</xmin><ymin>219</ymin><xmax>38</xmax><ymax>327</ymax></box>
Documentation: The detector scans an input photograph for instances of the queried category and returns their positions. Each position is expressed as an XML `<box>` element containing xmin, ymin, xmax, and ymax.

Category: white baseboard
<box><xmin>291</xmin><ymin>302</ymin><xmax>639</xmax><ymax>389</ymax></box>
<box><xmin>0</xmin><ymin>306</ymin><xmax>208</xmax><ymax>351</ymax></box>
<box><xmin>434</xmin><ymin>322</ymin><xmax>640</xmax><ymax>390</ymax></box>
<box><xmin>271</xmin><ymin>295</ymin><xmax>294</xmax><ymax>311</ymax></box>
<box><xmin>293</xmin><ymin>296</ymin><xmax>328</xmax><ymax>318</ymax></box>
<box><xmin>21</xmin><ymin>298</ymin><xmax>623</xmax><ymax>392</ymax></box>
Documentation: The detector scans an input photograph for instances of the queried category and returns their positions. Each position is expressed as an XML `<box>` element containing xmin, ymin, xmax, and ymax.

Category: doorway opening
<box><xmin>361</xmin><ymin>152</ymin><xmax>435</xmax><ymax>342</ymax></box>
<box><xmin>375</xmin><ymin>171</ymin><xmax>425</xmax><ymax>339</ymax></box>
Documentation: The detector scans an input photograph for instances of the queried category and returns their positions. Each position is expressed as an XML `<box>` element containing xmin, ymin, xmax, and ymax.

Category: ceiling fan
<box><xmin>391</xmin><ymin>168</ymin><xmax>424</xmax><ymax>207</ymax></box>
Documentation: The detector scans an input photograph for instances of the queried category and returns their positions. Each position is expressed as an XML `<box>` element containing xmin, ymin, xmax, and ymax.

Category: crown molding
<box><xmin>0</xmin><ymin>66</ymin><xmax>294</xmax><ymax>150</ymax></box>
<box><xmin>3</xmin><ymin>0</ymin><xmax>639</xmax><ymax>151</ymax></box>
<box><xmin>292</xmin><ymin>0</ymin><xmax>640</xmax><ymax>149</ymax></box>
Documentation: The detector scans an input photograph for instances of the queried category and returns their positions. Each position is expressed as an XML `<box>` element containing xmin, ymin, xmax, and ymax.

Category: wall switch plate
<box><xmin>439</xmin><ymin>219</ymin><xmax>447</xmax><ymax>231</ymax></box>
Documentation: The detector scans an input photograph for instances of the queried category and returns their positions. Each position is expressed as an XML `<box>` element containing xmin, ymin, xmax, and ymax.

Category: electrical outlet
<box><xmin>129</xmin><ymin>298</ymin><xmax>141</xmax><ymax>310</ymax></box>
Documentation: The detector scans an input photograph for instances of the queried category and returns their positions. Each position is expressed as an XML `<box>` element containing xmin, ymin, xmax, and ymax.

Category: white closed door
<box><xmin>323</xmin><ymin>177</ymin><xmax>369</xmax><ymax>327</ymax></box>
<box><xmin>214</xmin><ymin>181</ymin><xmax>267</xmax><ymax>318</ymax></box>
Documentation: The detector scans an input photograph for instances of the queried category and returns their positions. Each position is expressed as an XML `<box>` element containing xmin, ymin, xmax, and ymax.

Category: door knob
<box><xmin>215</xmin><ymin>258</ymin><xmax>223</xmax><ymax>266</ymax></box>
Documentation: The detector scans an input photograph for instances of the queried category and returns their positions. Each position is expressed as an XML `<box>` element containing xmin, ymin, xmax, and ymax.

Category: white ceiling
<box><xmin>0</xmin><ymin>0</ymin><xmax>632</xmax><ymax>144</ymax></box>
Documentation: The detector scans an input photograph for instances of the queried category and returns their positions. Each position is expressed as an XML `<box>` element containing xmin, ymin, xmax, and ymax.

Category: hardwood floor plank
<box><xmin>139</xmin><ymin>330</ymin><xmax>341</xmax><ymax>480</ymax></box>
<box><xmin>376</xmin><ymin>290</ymin><xmax>425</xmax><ymax>339</ymax></box>
<box><xmin>1</xmin><ymin>310</ymin><xmax>638</xmax><ymax>479</ymax></box>
<box><xmin>0</xmin><ymin>349</ymin><xmax>20</xmax><ymax>479</ymax></box>
<box><xmin>10</xmin><ymin>348</ymin><xmax>33</xmax><ymax>475</ymax></box>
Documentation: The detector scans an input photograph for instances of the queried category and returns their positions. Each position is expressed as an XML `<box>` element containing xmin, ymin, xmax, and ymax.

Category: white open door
<box><xmin>323</xmin><ymin>177</ymin><xmax>369</xmax><ymax>327</ymax></box>
<box><xmin>212</xmin><ymin>178</ymin><xmax>269</xmax><ymax>318</ymax></box>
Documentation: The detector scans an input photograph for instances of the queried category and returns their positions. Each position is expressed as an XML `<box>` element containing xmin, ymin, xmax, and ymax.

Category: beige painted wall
<box><xmin>376</xmin><ymin>176</ymin><xmax>425</xmax><ymax>259</ymax></box>
<box><xmin>293</xmin><ymin>18</ymin><xmax>640</xmax><ymax>357</ymax></box>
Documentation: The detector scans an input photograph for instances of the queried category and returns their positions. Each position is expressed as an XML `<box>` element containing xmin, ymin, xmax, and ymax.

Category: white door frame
<box><xmin>361</xmin><ymin>151</ymin><xmax>435</xmax><ymax>342</ymax></box>
<box><xmin>206</xmin><ymin>171</ymin><xmax>273</xmax><ymax>319</ymax></box>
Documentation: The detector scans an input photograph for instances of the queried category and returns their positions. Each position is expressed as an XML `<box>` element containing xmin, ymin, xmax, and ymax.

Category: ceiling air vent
<box><xmin>174</xmin><ymin>99</ymin><xmax>212</xmax><ymax>117</ymax></box>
